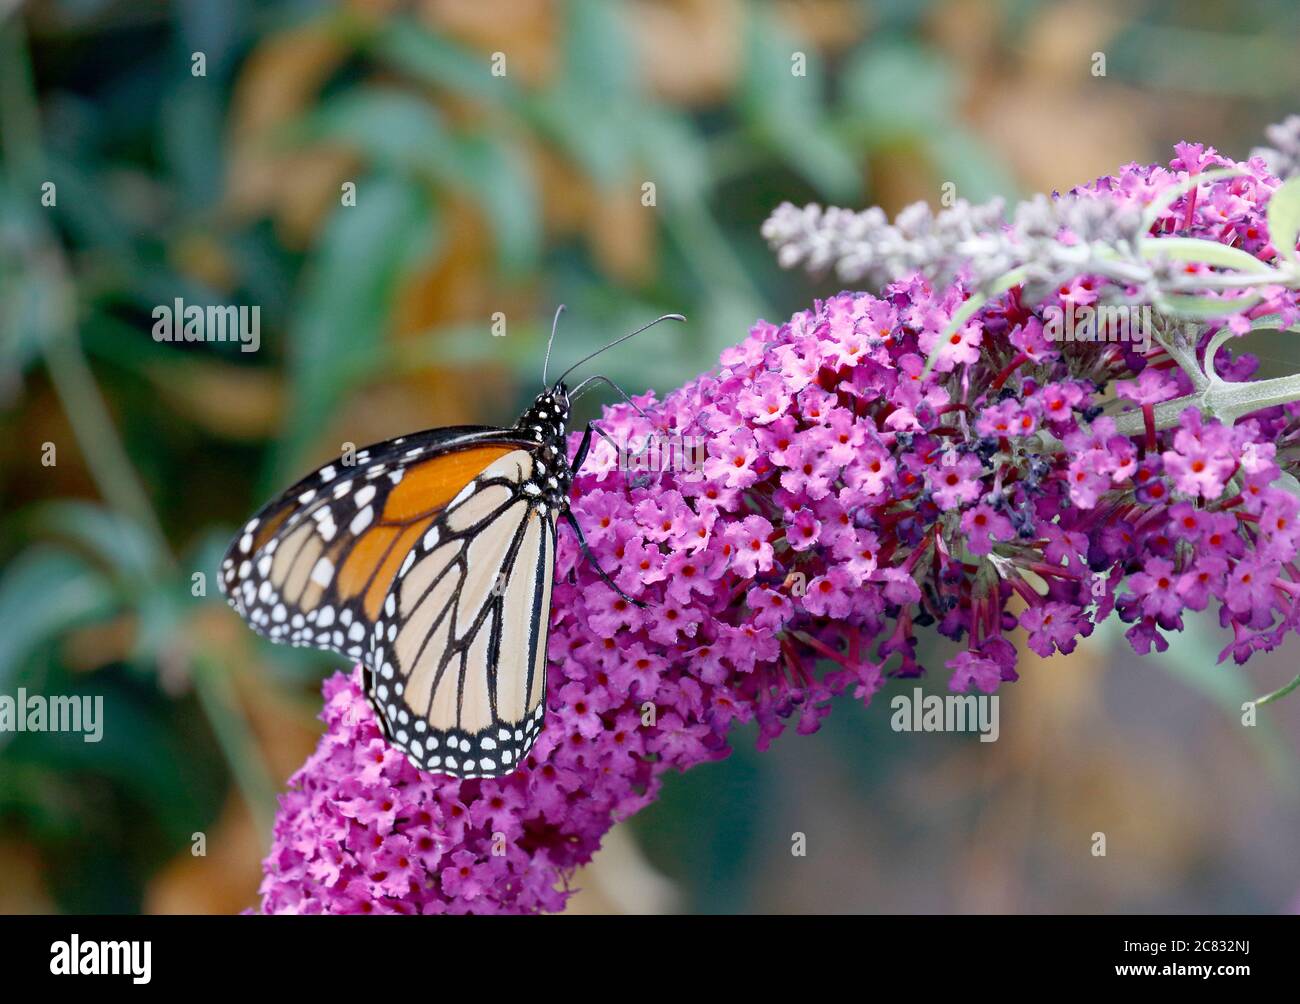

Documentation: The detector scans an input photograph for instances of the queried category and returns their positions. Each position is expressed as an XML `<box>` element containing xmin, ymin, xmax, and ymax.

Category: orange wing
<box><xmin>220</xmin><ymin>429</ymin><xmax>526</xmax><ymax>658</ymax></box>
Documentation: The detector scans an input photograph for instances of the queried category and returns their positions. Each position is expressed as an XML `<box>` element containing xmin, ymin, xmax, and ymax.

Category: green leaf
<box><xmin>448</xmin><ymin>133</ymin><xmax>540</xmax><ymax>277</ymax></box>
<box><xmin>1138</xmin><ymin>236</ymin><xmax>1276</xmax><ymax>274</ymax></box>
<box><xmin>385</xmin><ymin>320</ymin><xmax>541</xmax><ymax>396</ymax></box>
<box><xmin>271</xmin><ymin>172</ymin><xmax>437</xmax><ymax>485</ymax></box>
<box><xmin>562</xmin><ymin>0</ymin><xmax>636</xmax><ymax>103</ymax></box>
<box><xmin>636</xmin><ymin>110</ymin><xmax>710</xmax><ymax>208</ymax></box>
<box><xmin>924</xmin><ymin>126</ymin><xmax>1020</xmax><ymax>203</ymax></box>
<box><xmin>160</xmin><ymin>76</ymin><xmax>224</xmax><ymax>209</ymax></box>
<box><xmin>526</xmin><ymin>0</ymin><xmax>641</xmax><ymax>187</ymax></box>
<box><xmin>1153</xmin><ymin>292</ymin><xmax>1261</xmax><ymax>320</ymax></box>
<box><xmin>369</xmin><ymin>19</ymin><xmax>524</xmax><ymax>111</ymax></box>
<box><xmin>27</xmin><ymin>501</ymin><xmax>162</xmax><ymax>583</ymax></box>
<box><xmin>190</xmin><ymin>654</ymin><xmax>277</xmax><ymax>835</ymax></box>
<box><xmin>1256</xmin><ymin>672</ymin><xmax>1300</xmax><ymax>706</ymax></box>
<box><xmin>0</xmin><ymin>548</ymin><xmax>115</xmax><ymax>690</ymax></box>
<box><xmin>840</xmin><ymin>39</ymin><xmax>951</xmax><ymax>142</ymax></box>
<box><xmin>295</xmin><ymin>89</ymin><xmax>538</xmax><ymax>276</ymax></box>
<box><xmin>1238</xmin><ymin>312</ymin><xmax>1300</xmax><ymax>333</ymax></box>
<box><xmin>741</xmin><ymin>10</ymin><xmax>861</xmax><ymax>202</ymax></box>
<box><xmin>41</xmin><ymin>154</ymin><xmax>135</xmax><ymax>251</ymax></box>
<box><xmin>290</xmin><ymin>88</ymin><xmax>452</xmax><ymax>176</ymax></box>
<box><xmin>530</xmin><ymin>90</ymin><xmax>631</xmax><ymax>186</ymax></box>
<box><xmin>1266</xmin><ymin>175</ymin><xmax>1300</xmax><ymax>269</ymax></box>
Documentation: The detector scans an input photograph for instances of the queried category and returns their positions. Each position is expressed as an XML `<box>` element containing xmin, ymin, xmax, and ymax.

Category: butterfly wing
<box><xmin>220</xmin><ymin>426</ymin><xmax>518</xmax><ymax>652</ymax></box>
<box><xmin>370</xmin><ymin>449</ymin><xmax>556</xmax><ymax>778</ymax></box>
<box><xmin>220</xmin><ymin>428</ymin><xmax>556</xmax><ymax>779</ymax></box>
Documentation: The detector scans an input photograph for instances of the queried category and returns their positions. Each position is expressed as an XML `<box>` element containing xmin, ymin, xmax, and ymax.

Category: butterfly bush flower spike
<box><xmin>259</xmin><ymin>137</ymin><xmax>1300</xmax><ymax>914</ymax></box>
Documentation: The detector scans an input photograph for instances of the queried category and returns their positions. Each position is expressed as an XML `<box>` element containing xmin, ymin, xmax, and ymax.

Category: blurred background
<box><xmin>1</xmin><ymin>0</ymin><xmax>1297</xmax><ymax>914</ymax></box>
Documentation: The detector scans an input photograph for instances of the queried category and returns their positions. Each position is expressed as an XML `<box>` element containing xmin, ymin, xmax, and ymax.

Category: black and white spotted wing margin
<box><xmin>367</xmin><ymin>448</ymin><xmax>556</xmax><ymax>778</ymax></box>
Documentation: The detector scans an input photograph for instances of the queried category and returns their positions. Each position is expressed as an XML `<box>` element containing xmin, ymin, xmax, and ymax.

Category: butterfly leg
<box><xmin>562</xmin><ymin>507</ymin><xmax>645</xmax><ymax>609</ymax></box>
<box><xmin>565</xmin><ymin>422</ymin><xmax>645</xmax><ymax>606</ymax></box>
<box><xmin>570</xmin><ymin>420</ymin><xmax>614</xmax><ymax>474</ymax></box>
<box><xmin>570</xmin><ymin>421</ymin><xmax>594</xmax><ymax>472</ymax></box>
<box><xmin>571</xmin><ymin>418</ymin><xmax>636</xmax><ymax>474</ymax></box>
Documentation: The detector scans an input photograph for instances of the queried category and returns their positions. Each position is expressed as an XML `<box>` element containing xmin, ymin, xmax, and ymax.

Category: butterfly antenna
<box><xmin>569</xmin><ymin>373</ymin><xmax>651</xmax><ymax>422</ymax></box>
<box><xmin>554</xmin><ymin>313</ymin><xmax>685</xmax><ymax>386</ymax></box>
<box><xmin>541</xmin><ymin>303</ymin><xmax>566</xmax><ymax>387</ymax></box>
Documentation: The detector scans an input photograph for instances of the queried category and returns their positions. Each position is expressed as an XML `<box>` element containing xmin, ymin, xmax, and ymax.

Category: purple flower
<box><xmin>1117</xmin><ymin>367</ymin><xmax>1180</xmax><ymax>406</ymax></box>
<box><xmin>1020</xmin><ymin>602</ymin><xmax>1091</xmax><ymax>658</ymax></box>
<box><xmin>948</xmin><ymin>649</ymin><xmax>1004</xmax><ymax>694</ymax></box>
<box><xmin>960</xmin><ymin>503</ymin><xmax>1014</xmax><ymax>556</ymax></box>
<box><xmin>722</xmin><ymin>515</ymin><xmax>776</xmax><ymax>578</ymax></box>
<box><xmin>1163</xmin><ymin>409</ymin><xmax>1238</xmax><ymax>499</ymax></box>
<box><xmin>1125</xmin><ymin>557</ymin><xmax>1185</xmax><ymax>623</ymax></box>
<box><xmin>928</xmin><ymin>452</ymin><xmax>984</xmax><ymax>510</ymax></box>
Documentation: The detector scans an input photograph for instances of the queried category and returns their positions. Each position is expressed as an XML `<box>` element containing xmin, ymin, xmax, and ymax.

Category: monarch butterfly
<box><xmin>219</xmin><ymin>308</ymin><xmax>684</xmax><ymax>779</ymax></box>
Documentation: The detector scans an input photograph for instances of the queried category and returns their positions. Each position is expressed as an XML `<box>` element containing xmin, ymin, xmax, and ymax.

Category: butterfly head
<box><xmin>519</xmin><ymin>383</ymin><xmax>569</xmax><ymax>438</ymax></box>
<box><xmin>547</xmin><ymin>381</ymin><xmax>571</xmax><ymax>417</ymax></box>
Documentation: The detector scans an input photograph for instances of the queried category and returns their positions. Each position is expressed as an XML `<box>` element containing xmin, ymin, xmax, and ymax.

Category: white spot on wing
<box><xmin>350</xmin><ymin>506</ymin><xmax>373</xmax><ymax>535</ymax></box>
<box><xmin>310</xmin><ymin>557</ymin><xmax>334</xmax><ymax>587</ymax></box>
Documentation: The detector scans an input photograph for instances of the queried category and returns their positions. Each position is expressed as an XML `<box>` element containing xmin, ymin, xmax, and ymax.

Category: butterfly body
<box><xmin>512</xmin><ymin>385</ymin><xmax>576</xmax><ymax>514</ymax></box>
<box><xmin>220</xmin><ymin>385</ymin><xmax>576</xmax><ymax>779</ymax></box>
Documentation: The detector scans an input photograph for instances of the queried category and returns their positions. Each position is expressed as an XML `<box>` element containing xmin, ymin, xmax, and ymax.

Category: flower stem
<box><xmin>1114</xmin><ymin>370</ymin><xmax>1300</xmax><ymax>437</ymax></box>
<box><xmin>1256</xmin><ymin>671</ymin><xmax>1300</xmax><ymax>706</ymax></box>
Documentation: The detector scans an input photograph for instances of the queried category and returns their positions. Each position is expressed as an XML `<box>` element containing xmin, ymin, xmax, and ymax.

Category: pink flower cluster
<box><xmin>257</xmin><ymin>144</ymin><xmax>1300</xmax><ymax>914</ymax></box>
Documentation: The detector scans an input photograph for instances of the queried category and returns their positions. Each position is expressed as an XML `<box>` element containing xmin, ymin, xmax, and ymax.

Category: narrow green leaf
<box><xmin>1270</xmin><ymin>469</ymin><xmax>1300</xmax><ymax>502</ymax></box>
<box><xmin>923</xmin><ymin>126</ymin><xmax>1020</xmax><ymax>204</ymax></box>
<box><xmin>1265</xmin><ymin>175</ymin><xmax>1300</xmax><ymax>268</ymax></box>
<box><xmin>271</xmin><ymin>172</ymin><xmax>437</xmax><ymax>485</ymax></box>
<box><xmin>1256</xmin><ymin>672</ymin><xmax>1300</xmax><ymax>706</ymax></box>
<box><xmin>1139</xmin><ymin>236</ymin><xmax>1275</xmax><ymax>274</ymax></box>
<box><xmin>369</xmin><ymin>20</ymin><xmax>522</xmax><ymax>110</ymax></box>
<box><xmin>635</xmin><ymin>111</ymin><xmax>709</xmax><ymax>208</ymax></box>
<box><xmin>190</xmin><ymin>654</ymin><xmax>277</xmax><ymax>836</ymax></box>
<box><xmin>0</xmin><ymin>548</ymin><xmax>115</xmax><ymax>690</ymax></box>
<box><xmin>290</xmin><ymin>88</ymin><xmax>451</xmax><ymax>175</ymax></box>
<box><xmin>448</xmin><ymin>134</ymin><xmax>540</xmax><ymax>277</ymax></box>
<box><xmin>27</xmin><ymin>501</ymin><xmax>161</xmax><ymax>583</ymax></box>
<box><xmin>839</xmin><ymin>40</ymin><xmax>951</xmax><ymax>142</ymax></box>
<box><xmin>741</xmin><ymin>9</ymin><xmax>861</xmax><ymax>201</ymax></box>
<box><xmin>526</xmin><ymin>0</ymin><xmax>639</xmax><ymax>187</ymax></box>
<box><xmin>295</xmin><ymin>90</ymin><xmax>538</xmax><ymax>276</ymax></box>
<box><xmin>562</xmin><ymin>0</ymin><xmax>636</xmax><ymax>102</ymax></box>
<box><xmin>1153</xmin><ymin>291</ymin><xmax>1261</xmax><ymax>319</ymax></box>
